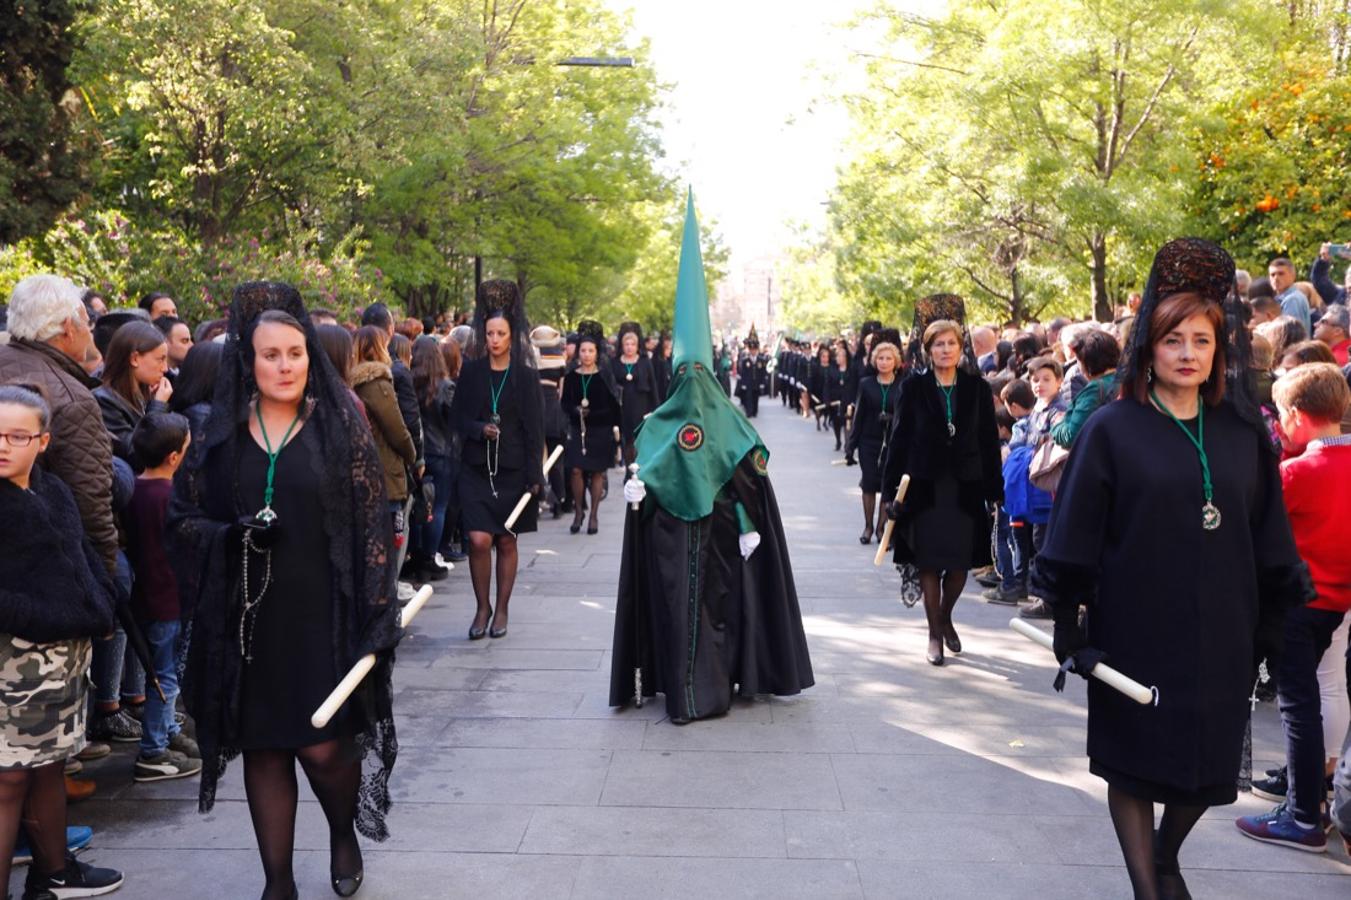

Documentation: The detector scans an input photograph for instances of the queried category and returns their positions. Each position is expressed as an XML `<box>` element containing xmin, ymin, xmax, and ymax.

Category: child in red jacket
<box><xmin>1237</xmin><ymin>363</ymin><xmax>1351</xmax><ymax>852</ymax></box>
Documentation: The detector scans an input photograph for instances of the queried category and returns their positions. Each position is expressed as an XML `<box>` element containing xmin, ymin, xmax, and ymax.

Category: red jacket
<box><xmin>1281</xmin><ymin>440</ymin><xmax>1351</xmax><ymax>612</ymax></box>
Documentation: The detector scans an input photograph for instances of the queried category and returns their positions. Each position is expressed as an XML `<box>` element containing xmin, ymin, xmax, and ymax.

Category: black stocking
<box><xmin>1107</xmin><ymin>785</ymin><xmax>1159</xmax><ymax>900</ymax></box>
<box><xmin>296</xmin><ymin>740</ymin><xmax>362</xmax><ymax>880</ymax></box>
<box><xmin>1155</xmin><ymin>802</ymin><xmax>1205</xmax><ymax>897</ymax></box>
<box><xmin>0</xmin><ymin>768</ymin><xmax>31</xmax><ymax>889</ymax></box>
<box><xmin>939</xmin><ymin>569</ymin><xmax>966</xmax><ymax>645</ymax></box>
<box><xmin>491</xmin><ymin>533</ymin><xmax>518</xmax><ymax>630</ymax></box>
<box><xmin>569</xmin><ymin>468</ymin><xmax>586</xmax><ymax>528</ymax></box>
<box><xmin>860</xmin><ymin>493</ymin><xmax>876</xmax><ymax>540</ymax></box>
<box><xmin>19</xmin><ymin>762</ymin><xmax>65</xmax><ymax>878</ymax></box>
<box><xmin>919</xmin><ymin>570</ymin><xmax>944</xmax><ymax>658</ymax></box>
<box><xmin>243</xmin><ymin>750</ymin><xmax>298</xmax><ymax>900</ymax></box>
<box><xmin>467</xmin><ymin>531</ymin><xmax>494</xmax><ymax>631</ymax></box>
<box><xmin>587</xmin><ymin>473</ymin><xmax>604</xmax><ymax>529</ymax></box>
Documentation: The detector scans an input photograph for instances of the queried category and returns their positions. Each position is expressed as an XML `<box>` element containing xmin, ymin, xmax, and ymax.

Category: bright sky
<box><xmin>608</xmin><ymin>0</ymin><xmax>942</xmax><ymax>267</ymax></box>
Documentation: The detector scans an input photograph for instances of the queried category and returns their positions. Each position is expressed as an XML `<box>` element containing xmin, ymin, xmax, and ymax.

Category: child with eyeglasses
<box><xmin>0</xmin><ymin>383</ymin><xmax>124</xmax><ymax>897</ymax></box>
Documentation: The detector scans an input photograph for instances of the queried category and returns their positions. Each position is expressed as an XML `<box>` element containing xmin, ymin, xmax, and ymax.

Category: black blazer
<box><xmin>880</xmin><ymin>368</ymin><xmax>1003</xmax><ymax>510</ymax></box>
<box><xmin>453</xmin><ymin>358</ymin><xmax>546</xmax><ymax>486</ymax></box>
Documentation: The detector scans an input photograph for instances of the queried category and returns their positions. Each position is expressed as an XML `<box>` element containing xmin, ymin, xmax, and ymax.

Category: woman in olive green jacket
<box><xmin>352</xmin><ymin>326</ymin><xmax>417</xmax><ymax>502</ymax></box>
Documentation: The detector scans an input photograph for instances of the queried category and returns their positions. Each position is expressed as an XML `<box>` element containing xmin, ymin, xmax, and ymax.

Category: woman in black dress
<box><xmin>809</xmin><ymin>345</ymin><xmax>832</xmax><ymax>431</ymax></box>
<box><xmin>169</xmin><ymin>283</ymin><xmax>398</xmax><ymax>900</ymax></box>
<box><xmin>1032</xmin><ymin>239</ymin><xmax>1308</xmax><ymax>900</ymax></box>
<box><xmin>611</xmin><ymin>321</ymin><xmax>657</xmax><ymax>469</ymax></box>
<box><xmin>880</xmin><ymin>308</ymin><xmax>1003</xmax><ymax>666</ymax></box>
<box><xmin>826</xmin><ymin>343</ymin><xmax>851</xmax><ymax>451</ymax></box>
<box><xmin>845</xmin><ymin>341</ymin><xmax>901</xmax><ymax>544</ymax></box>
<box><xmin>563</xmin><ymin>322</ymin><xmax>622</xmax><ymax>534</ymax></box>
<box><xmin>451</xmin><ymin>279</ymin><xmax>545</xmax><ymax>640</ymax></box>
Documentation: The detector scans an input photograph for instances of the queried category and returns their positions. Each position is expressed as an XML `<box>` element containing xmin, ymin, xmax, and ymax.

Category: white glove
<box><xmin>738</xmin><ymin>531</ymin><xmax>761</xmax><ymax>560</ymax></box>
<box><xmin>623</xmin><ymin>477</ymin><xmax>647</xmax><ymax>505</ymax></box>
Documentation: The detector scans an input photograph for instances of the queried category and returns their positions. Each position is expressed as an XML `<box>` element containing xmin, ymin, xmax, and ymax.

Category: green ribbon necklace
<box><xmin>1151</xmin><ymin>388</ymin><xmax>1221</xmax><ymax>531</ymax></box>
<box><xmin>255</xmin><ymin>405</ymin><xmax>302</xmax><ymax>524</ymax></box>
<box><xmin>623</xmin><ymin>362</ymin><xmax>635</xmax><ymax>383</ymax></box>
<box><xmin>580</xmin><ymin>372</ymin><xmax>594</xmax><ymax>408</ymax></box>
<box><xmin>935</xmin><ymin>371</ymin><xmax>957</xmax><ymax>437</ymax></box>
<box><xmin>488</xmin><ymin>365</ymin><xmax>510</xmax><ymax>425</ymax></box>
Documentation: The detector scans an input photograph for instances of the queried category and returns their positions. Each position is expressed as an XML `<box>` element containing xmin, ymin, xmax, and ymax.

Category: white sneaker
<box><xmin>397</xmin><ymin>581</ymin><xmax>416</xmax><ymax>602</ymax></box>
<box><xmin>433</xmin><ymin>553</ymin><xmax>455</xmax><ymax>571</ymax></box>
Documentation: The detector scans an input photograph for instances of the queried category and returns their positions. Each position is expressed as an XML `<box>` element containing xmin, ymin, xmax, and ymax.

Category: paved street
<box><xmin>18</xmin><ymin>402</ymin><xmax>1351</xmax><ymax>899</ymax></box>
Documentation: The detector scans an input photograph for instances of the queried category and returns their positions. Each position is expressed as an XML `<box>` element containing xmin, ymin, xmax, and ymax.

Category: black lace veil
<box><xmin>470</xmin><ymin>279</ymin><xmax>536</xmax><ymax>369</ymax></box>
<box><xmin>905</xmin><ymin>293</ymin><xmax>979</xmax><ymax>375</ymax></box>
<box><xmin>1117</xmin><ymin>238</ymin><xmax>1259</xmax><ymax>429</ymax></box>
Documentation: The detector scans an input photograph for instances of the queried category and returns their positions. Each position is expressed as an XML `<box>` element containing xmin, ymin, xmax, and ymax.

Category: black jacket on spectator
<box><xmin>0</xmin><ymin>467</ymin><xmax>116</xmax><ymax>642</ymax></box>
<box><xmin>1310</xmin><ymin>257</ymin><xmax>1348</xmax><ymax>307</ymax></box>
<box><xmin>93</xmin><ymin>385</ymin><xmax>168</xmax><ymax>465</ymax></box>
<box><xmin>420</xmin><ymin>379</ymin><xmax>459</xmax><ymax>463</ymax></box>
<box><xmin>390</xmin><ymin>359</ymin><xmax>423</xmax><ymax>463</ymax></box>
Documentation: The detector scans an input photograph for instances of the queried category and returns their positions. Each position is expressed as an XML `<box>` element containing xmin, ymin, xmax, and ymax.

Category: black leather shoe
<box><xmin>332</xmin><ymin>870</ymin><xmax>363</xmax><ymax>897</ymax></box>
<box><xmin>587</xmin><ymin>523</ymin><xmax>598</xmax><ymax>535</ymax></box>
<box><xmin>944</xmin><ymin>631</ymin><xmax>962</xmax><ymax>654</ymax></box>
<box><xmin>569</xmin><ymin>520</ymin><xmax>582</xmax><ymax>534</ymax></box>
<box><xmin>468</xmin><ymin>625</ymin><xmax>487</xmax><ymax>640</ymax></box>
<box><xmin>927</xmin><ymin>638</ymin><xmax>944</xmax><ymax>666</ymax></box>
<box><xmin>489</xmin><ymin>625</ymin><xmax>508</xmax><ymax>639</ymax></box>
<box><xmin>858</xmin><ymin>529</ymin><xmax>873</xmax><ymax>545</ymax></box>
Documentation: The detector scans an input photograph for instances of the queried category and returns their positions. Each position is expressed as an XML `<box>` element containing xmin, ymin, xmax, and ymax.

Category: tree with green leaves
<box><xmin>822</xmin><ymin>0</ymin><xmax>1275</xmax><ymax>327</ymax></box>
<box><xmin>0</xmin><ymin>0</ymin><xmax>92</xmax><ymax>244</ymax></box>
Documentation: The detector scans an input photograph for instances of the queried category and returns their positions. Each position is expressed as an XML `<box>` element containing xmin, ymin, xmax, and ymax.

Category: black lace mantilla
<box><xmin>167</xmin><ymin>281</ymin><xmax>400</xmax><ymax>840</ymax></box>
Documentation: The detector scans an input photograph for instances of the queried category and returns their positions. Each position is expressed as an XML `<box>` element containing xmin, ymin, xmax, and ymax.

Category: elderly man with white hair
<box><xmin>0</xmin><ymin>274</ymin><xmax>119</xmax><ymax>575</ymax></box>
<box><xmin>1056</xmin><ymin>320</ymin><xmax>1105</xmax><ymax>404</ymax></box>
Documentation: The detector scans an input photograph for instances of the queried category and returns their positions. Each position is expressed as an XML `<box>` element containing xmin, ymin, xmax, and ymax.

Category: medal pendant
<box><xmin>581</xmin><ymin>398</ymin><xmax>590</xmax><ymax>408</ymax></box>
<box><xmin>490</xmin><ymin>413</ymin><xmax>501</xmax><ymax>426</ymax></box>
<box><xmin>1202</xmin><ymin>501</ymin><xmax>1221</xmax><ymax>531</ymax></box>
<box><xmin>256</xmin><ymin>506</ymin><xmax>277</xmax><ymax>525</ymax></box>
<box><xmin>626</xmin><ymin>373</ymin><xmax>633</xmax><ymax>382</ymax></box>
<box><xmin>946</xmin><ymin>422</ymin><xmax>956</xmax><ymax>438</ymax></box>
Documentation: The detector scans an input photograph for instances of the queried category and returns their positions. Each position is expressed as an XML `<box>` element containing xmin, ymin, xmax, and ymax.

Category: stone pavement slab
<box><xmin>15</xmin><ymin>403</ymin><xmax>1349</xmax><ymax>899</ymax></box>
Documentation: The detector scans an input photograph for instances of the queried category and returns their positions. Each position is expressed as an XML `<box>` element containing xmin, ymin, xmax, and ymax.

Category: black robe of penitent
<box><xmin>609</xmin><ymin>454</ymin><xmax>813</xmax><ymax>722</ymax></box>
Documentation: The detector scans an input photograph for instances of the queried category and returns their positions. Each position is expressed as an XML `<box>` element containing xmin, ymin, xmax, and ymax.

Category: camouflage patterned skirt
<box><xmin>0</xmin><ymin>634</ymin><xmax>91</xmax><ymax>769</ymax></box>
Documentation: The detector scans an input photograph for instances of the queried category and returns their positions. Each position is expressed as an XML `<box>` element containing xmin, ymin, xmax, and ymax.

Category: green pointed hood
<box><xmin>635</xmin><ymin>191</ymin><xmax>767</xmax><ymax>522</ymax></box>
<box><xmin>671</xmin><ymin>190</ymin><xmax>714</xmax><ymax>370</ymax></box>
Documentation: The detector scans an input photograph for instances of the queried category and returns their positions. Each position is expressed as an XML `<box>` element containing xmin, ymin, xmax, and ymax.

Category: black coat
<box><xmin>611</xmin><ymin>356</ymin><xmax>658</xmax><ymax>442</ymax></box>
<box><xmin>390</xmin><ymin>359</ymin><xmax>423</xmax><ymax>462</ymax></box>
<box><xmin>610</xmin><ymin>454</ymin><xmax>814</xmax><ymax>720</ymax></box>
<box><xmin>1032</xmin><ymin>400</ymin><xmax>1308</xmax><ymax>801</ymax></box>
<box><xmin>94</xmin><ymin>386</ymin><xmax>168</xmax><ymax>465</ymax></box>
<box><xmin>0</xmin><ymin>468</ymin><xmax>116</xmax><ymax>642</ymax></box>
<box><xmin>880</xmin><ymin>369</ymin><xmax>1003</xmax><ymax>566</ymax></box>
<box><xmin>453</xmin><ymin>358</ymin><xmax>545</xmax><ymax>485</ymax></box>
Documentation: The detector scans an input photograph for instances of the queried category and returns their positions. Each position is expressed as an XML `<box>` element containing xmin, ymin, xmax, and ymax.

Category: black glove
<box><xmin>888</xmin><ymin>499</ymin><xmax>905</xmax><ymax>520</ymax></box>
<box><xmin>1051</xmin><ymin>606</ymin><xmax>1087</xmax><ymax>664</ymax></box>
<box><xmin>233</xmin><ymin>514</ymin><xmax>281</xmax><ymax>550</ymax></box>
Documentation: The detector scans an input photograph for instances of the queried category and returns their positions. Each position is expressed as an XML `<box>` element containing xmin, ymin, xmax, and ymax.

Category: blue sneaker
<box><xmin>1236</xmin><ymin>804</ymin><xmax>1327</xmax><ymax>852</ymax></box>
<box><xmin>9</xmin><ymin>826</ymin><xmax>93</xmax><ymax>866</ymax></box>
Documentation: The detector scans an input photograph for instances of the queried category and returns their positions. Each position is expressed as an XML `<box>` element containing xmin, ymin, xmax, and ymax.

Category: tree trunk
<box><xmin>1090</xmin><ymin>231</ymin><xmax>1111</xmax><ymax>322</ymax></box>
<box><xmin>1009</xmin><ymin>265</ymin><xmax>1025</xmax><ymax>325</ymax></box>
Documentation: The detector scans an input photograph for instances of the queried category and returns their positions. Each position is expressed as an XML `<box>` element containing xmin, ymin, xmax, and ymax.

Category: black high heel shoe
<box><xmin>587</xmin><ymin>521</ymin><xmax>598</xmax><ymax>535</ymax></box>
<box><xmin>331</xmin><ymin>870</ymin><xmax>363</xmax><ymax>897</ymax></box>
<box><xmin>468</xmin><ymin>610</ymin><xmax>491</xmax><ymax>640</ymax></box>
<box><xmin>926</xmin><ymin>637</ymin><xmax>944</xmax><ymax>666</ymax></box>
<box><xmin>943</xmin><ymin>624</ymin><xmax>962</xmax><ymax>654</ymax></box>
<box><xmin>570</xmin><ymin>517</ymin><xmax>583</xmax><ymax>535</ymax></box>
<box><xmin>858</xmin><ymin>528</ymin><xmax>873</xmax><ymax>545</ymax></box>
